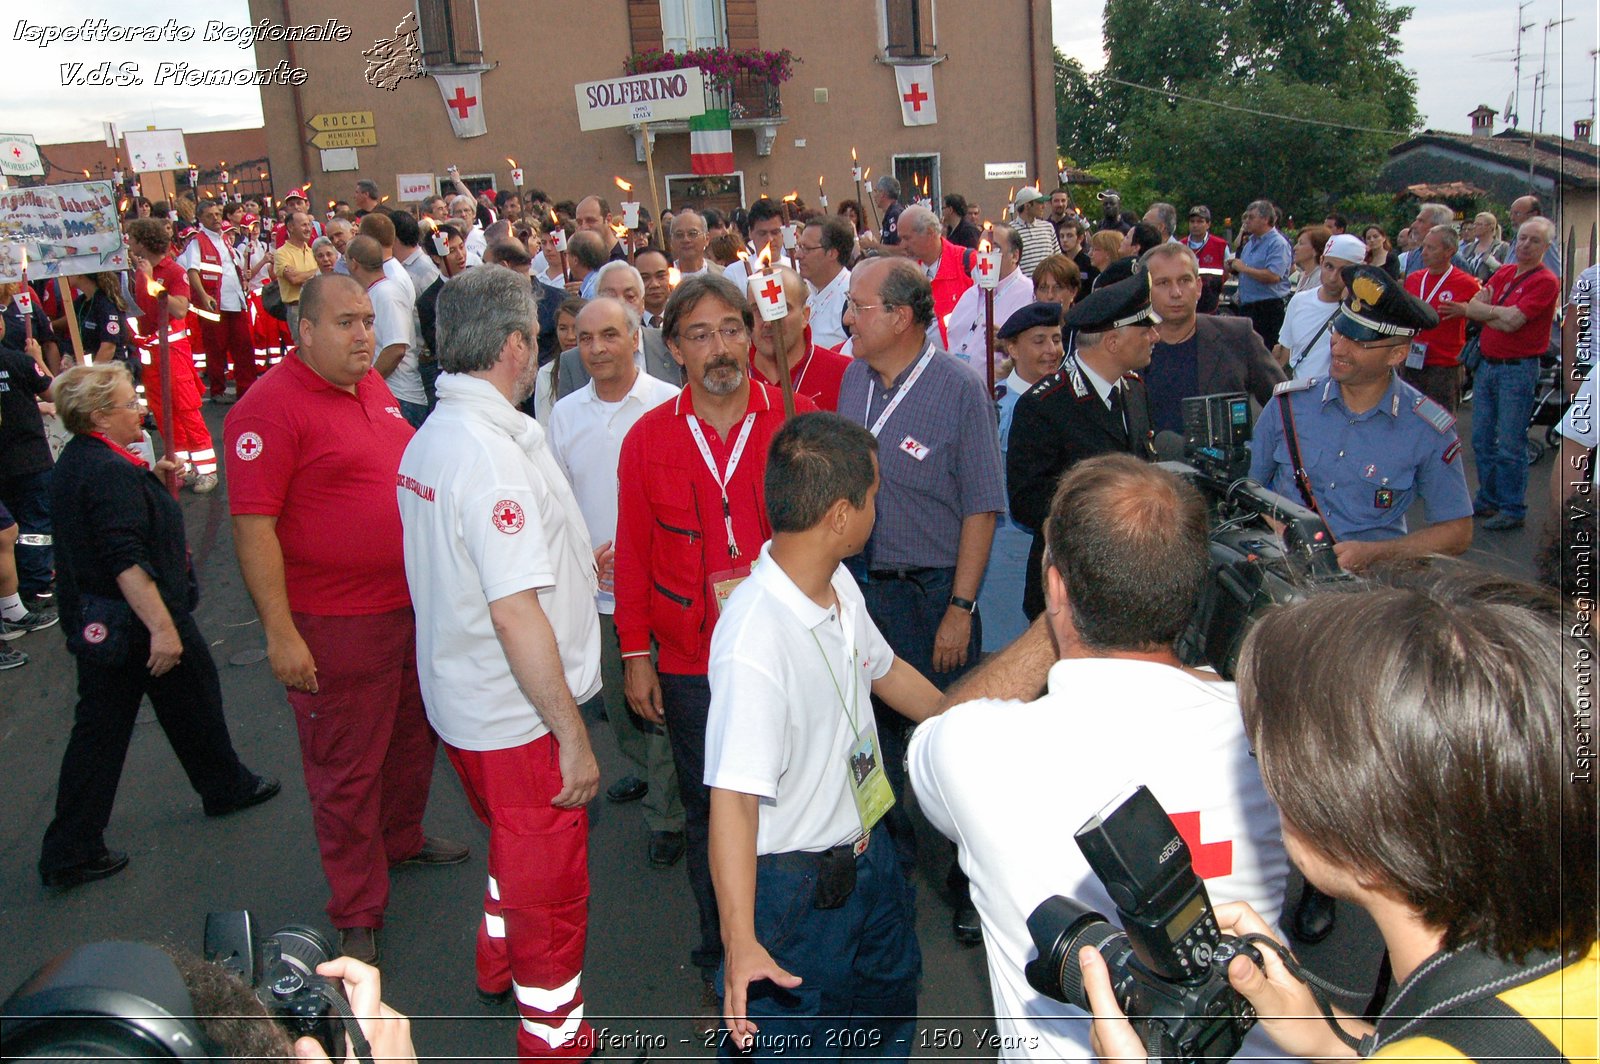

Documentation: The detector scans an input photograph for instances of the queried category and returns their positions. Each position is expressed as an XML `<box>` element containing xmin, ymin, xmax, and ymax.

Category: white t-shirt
<box><xmin>397</xmin><ymin>373</ymin><xmax>601</xmax><ymax>751</ymax></box>
<box><xmin>907</xmin><ymin>658</ymin><xmax>1289</xmax><ymax>1062</ymax></box>
<box><xmin>366</xmin><ymin>277</ymin><xmax>426</xmax><ymax>404</ymax></box>
<box><xmin>382</xmin><ymin>256</ymin><xmax>415</xmax><ymax>302</ymax></box>
<box><xmin>177</xmin><ymin>227</ymin><xmax>245</xmax><ymax>311</ymax></box>
<box><xmin>805</xmin><ymin>266</ymin><xmax>851</xmax><ymax>350</ymax></box>
<box><xmin>705</xmin><ymin>543</ymin><xmax>895</xmax><ymax>855</ymax></box>
<box><xmin>548</xmin><ymin>369</ymin><xmax>679</xmax><ymax>613</ymax></box>
<box><xmin>1278</xmin><ymin>287</ymin><xmax>1341</xmax><ymax>381</ymax></box>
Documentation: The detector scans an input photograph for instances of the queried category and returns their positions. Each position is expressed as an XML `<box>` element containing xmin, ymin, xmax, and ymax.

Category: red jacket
<box><xmin>929</xmin><ymin>237</ymin><xmax>976</xmax><ymax>348</ymax></box>
<box><xmin>614</xmin><ymin>381</ymin><xmax>815</xmax><ymax>674</ymax></box>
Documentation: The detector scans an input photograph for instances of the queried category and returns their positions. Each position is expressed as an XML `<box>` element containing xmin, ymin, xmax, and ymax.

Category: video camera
<box><xmin>2</xmin><ymin>912</ymin><xmax>365</xmax><ymax>1063</ymax></box>
<box><xmin>1158</xmin><ymin>392</ymin><xmax>1347</xmax><ymax>678</ymax></box>
<box><xmin>1024</xmin><ymin>785</ymin><xmax>1265</xmax><ymax>1064</ymax></box>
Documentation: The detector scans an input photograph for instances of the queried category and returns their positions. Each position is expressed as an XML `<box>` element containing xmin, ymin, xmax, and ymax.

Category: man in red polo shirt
<box><xmin>614</xmin><ymin>273</ymin><xmax>814</xmax><ymax>1000</ymax></box>
<box><xmin>223</xmin><ymin>274</ymin><xmax>466</xmax><ymax>965</ymax></box>
<box><xmin>1402</xmin><ymin>224</ymin><xmax>1480</xmax><ymax>413</ymax></box>
<box><xmin>746</xmin><ymin>265</ymin><xmax>850</xmax><ymax>411</ymax></box>
<box><xmin>1440</xmin><ymin>217</ymin><xmax>1560</xmax><ymax>531</ymax></box>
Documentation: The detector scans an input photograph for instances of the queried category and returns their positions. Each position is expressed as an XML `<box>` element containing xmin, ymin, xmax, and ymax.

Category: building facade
<box><xmin>249</xmin><ymin>0</ymin><xmax>1055</xmax><ymax>218</ymax></box>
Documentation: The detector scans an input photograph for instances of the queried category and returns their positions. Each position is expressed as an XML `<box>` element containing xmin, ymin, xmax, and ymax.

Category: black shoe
<box><xmin>0</xmin><ymin>606</ymin><xmax>58</xmax><ymax>640</ymax></box>
<box><xmin>398</xmin><ymin>835</ymin><xmax>470</xmax><ymax>865</ymax></box>
<box><xmin>1290</xmin><ymin>884</ymin><xmax>1337</xmax><ymax>944</ymax></box>
<box><xmin>1483</xmin><ymin>512</ymin><xmax>1524</xmax><ymax>531</ymax></box>
<box><xmin>606</xmin><ymin>775</ymin><xmax>648</xmax><ymax>803</ymax></box>
<box><xmin>952</xmin><ymin>903</ymin><xmax>983</xmax><ymax>944</ymax></box>
<box><xmin>204</xmin><ymin>774</ymin><xmax>282</xmax><ymax>817</ymax></box>
<box><xmin>1472</xmin><ymin>502</ymin><xmax>1499</xmax><ymax>518</ymax></box>
<box><xmin>648</xmin><ymin>830</ymin><xmax>686</xmax><ymax>867</ymax></box>
<box><xmin>338</xmin><ymin>926</ymin><xmax>379</xmax><ymax>965</ymax></box>
<box><xmin>22</xmin><ymin>589</ymin><xmax>54</xmax><ymax>610</ymax></box>
<box><xmin>42</xmin><ymin>850</ymin><xmax>129</xmax><ymax>890</ymax></box>
<box><xmin>477</xmin><ymin>986</ymin><xmax>513</xmax><ymax>1006</ymax></box>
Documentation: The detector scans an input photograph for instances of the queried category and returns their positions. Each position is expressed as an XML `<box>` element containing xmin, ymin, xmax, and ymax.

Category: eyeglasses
<box><xmin>678</xmin><ymin>323</ymin><xmax>748</xmax><ymax>346</ymax></box>
<box><xmin>795</xmin><ymin>243</ymin><xmax>825</xmax><ymax>254</ymax></box>
<box><xmin>845</xmin><ymin>297</ymin><xmax>893</xmax><ymax>315</ymax></box>
<box><xmin>102</xmin><ymin>399</ymin><xmax>143</xmax><ymax>412</ymax></box>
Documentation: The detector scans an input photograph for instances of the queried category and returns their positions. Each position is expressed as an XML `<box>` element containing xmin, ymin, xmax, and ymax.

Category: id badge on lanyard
<box><xmin>810</xmin><ymin>625</ymin><xmax>895</xmax><ymax>834</ymax></box>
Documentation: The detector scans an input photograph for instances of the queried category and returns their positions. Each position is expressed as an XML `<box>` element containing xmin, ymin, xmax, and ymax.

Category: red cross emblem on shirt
<box><xmin>1169</xmin><ymin>810</ymin><xmax>1234</xmax><ymax>880</ymax></box>
<box><xmin>758</xmin><ymin>277</ymin><xmax>784</xmax><ymax>305</ymax></box>
<box><xmin>234</xmin><ymin>431</ymin><xmax>264</xmax><ymax>462</ymax></box>
<box><xmin>976</xmin><ymin>256</ymin><xmax>994</xmax><ymax>277</ymax></box>
<box><xmin>902</xmin><ymin>83</ymin><xmax>929</xmax><ymax>111</ymax></box>
<box><xmin>446</xmin><ymin>86</ymin><xmax>478</xmax><ymax>119</ymax></box>
<box><xmin>491</xmin><ymin>499</ymin><xmax>525</xmax><ymax>534</ymax></box>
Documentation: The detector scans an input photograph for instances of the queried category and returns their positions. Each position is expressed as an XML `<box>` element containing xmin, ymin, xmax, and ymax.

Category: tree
<box><xmin>1054</xmin><ymin>48</ymin><xmax>1119</xmax><ymax>164</ymax></box>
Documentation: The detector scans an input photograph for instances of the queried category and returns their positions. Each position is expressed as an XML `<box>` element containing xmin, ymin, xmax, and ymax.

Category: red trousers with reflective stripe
<box><xmin>286</xmin><ymin>609</ymin><xmax>437</xmax><ymax>928</ymax></box>
<box><xmin>198</xmin><ymin>309</ymin><xmax>259</xmax><ymax>397</ymax></box>
<box><xmin>446</xmin><ymin>736</ymin><xmax>593</xmax><ymax>1061</ymax></box>
<box><xmin>139</xmin><ymin>340</ymin><xmax>214</xmax><ymax>471</ymax></box>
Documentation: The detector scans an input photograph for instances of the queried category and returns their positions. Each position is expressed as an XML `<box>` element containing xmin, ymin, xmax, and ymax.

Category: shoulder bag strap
<box><xmin>1406</xmin><ymin>995</ymin><xmax>1568</xmax><ymax>1064</ymax></box>
<box><xmin>1278</xmin><ymin>395</ymin><xmax>1328</xmax><ymax>525</ymax></box>
<box><xmin>1288</xmin><ymin>307</ymin><xmax>1341</xmax><ymax>376</ymax></box>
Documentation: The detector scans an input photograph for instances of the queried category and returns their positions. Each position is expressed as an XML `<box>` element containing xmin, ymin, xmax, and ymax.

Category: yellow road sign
<box><xmin>306</xmin><ymin>112</ymin><xmax>375</xmax><ymax>132</ymax></box>
<box><xmin>310</xmin><ymin>128</ymin><xmax>378</xmax><ymax>150</ymax></box>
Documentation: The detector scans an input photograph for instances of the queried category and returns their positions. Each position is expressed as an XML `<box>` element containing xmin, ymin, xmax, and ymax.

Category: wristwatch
<box><xmin>948</xmin><ymin>595</ymin><xmax>977</xmax><ymax>614</ymax></box>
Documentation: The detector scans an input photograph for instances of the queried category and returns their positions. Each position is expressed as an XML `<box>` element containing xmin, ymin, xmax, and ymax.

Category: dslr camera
<box><xmin>1024</xmin><ymin>785</ymin><xmax>1262</xmax><ymax>1064</ymax></box>
<box><xmin>204</xmin><ymin>910</ymin><xmax>351</xmax><ymax>1060</ymax></box>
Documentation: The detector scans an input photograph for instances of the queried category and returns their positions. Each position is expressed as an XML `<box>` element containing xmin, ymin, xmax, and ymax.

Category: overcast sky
<box><xmin>10</xmin><ymin>0</ymin><xmax>1599</xmax><ymax>146</ymax></box>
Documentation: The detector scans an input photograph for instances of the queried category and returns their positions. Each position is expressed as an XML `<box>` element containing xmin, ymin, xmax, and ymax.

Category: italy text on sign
<box><xmin>396</xmin><ymin>173</ymin><xmax>436</xmax><ymax>201</ymax></box>
<box><xmin>0</xmin><ymin>181</ymin><xmax>126</xmax><ymax>282</ymax></box>
<box><xmin>311</xmin><ymin>128</ymin><xmax>379</xmax><ymax>150</ymax></box>
<box><xmin>984</xmin><ymin>162</ymin><xmax>1029</xmax><ymax>181</ymax></box>
<box><xmin>574</xmin><ymin>68</ymin><xmax>707</xmax><ymax>131</ymax></box>
<box><xmin>0</xmin><ymin>133</ymin><xmax>44</xmax><ymax>177</ymax></box>
<box><xmin>307</xmin><ymin>111</ymin><xmax>376</xmax><ymax>132</ymax></box>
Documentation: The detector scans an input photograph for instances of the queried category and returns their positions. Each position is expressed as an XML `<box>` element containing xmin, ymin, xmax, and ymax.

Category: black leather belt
<box><xmin>867</xmin><ymin>566</ymin><xmax>946</xmax><ymax>581</ymax></box>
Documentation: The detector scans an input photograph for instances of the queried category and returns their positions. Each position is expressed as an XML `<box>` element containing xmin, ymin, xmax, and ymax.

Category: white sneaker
<box><xmin>191</xmin><ymin>472</ymin><xmax>219</xmax><ymax>494</ymax></box>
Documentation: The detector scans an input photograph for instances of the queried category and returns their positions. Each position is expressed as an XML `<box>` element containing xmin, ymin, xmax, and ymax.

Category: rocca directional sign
<box><xmin>310</xmin><ymin>129</ymin><xmax>378</xmax><ymax>150</ymax></box>
<box><xmin>306</xmin><ymin>112</ymin><xmax>375</xmax><ymax>132</ymax></box>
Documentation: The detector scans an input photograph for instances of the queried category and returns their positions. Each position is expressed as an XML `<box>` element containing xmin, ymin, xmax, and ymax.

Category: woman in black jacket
<box><xmin>37</xmin><ymin>363</ymin><xmax>279</xmax><ymax>891</ymax></box>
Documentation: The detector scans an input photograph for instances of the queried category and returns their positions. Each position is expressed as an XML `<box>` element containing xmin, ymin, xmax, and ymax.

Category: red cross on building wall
<box><xmin>446</xmin><ymin>86</ymin><xmax>477</xmax><ymax>119</ymax></box>
<box><xmin>902</xmin><ymin>83</ymin><xmax>929</xmax><ymax>112</ymax></box>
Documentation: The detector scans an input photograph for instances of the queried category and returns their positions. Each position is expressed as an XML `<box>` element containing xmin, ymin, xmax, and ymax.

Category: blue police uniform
<box><xmin>1249</xmin><ymin>374</ymin><xmax>1473</xmax><ymax>542</ymax></box>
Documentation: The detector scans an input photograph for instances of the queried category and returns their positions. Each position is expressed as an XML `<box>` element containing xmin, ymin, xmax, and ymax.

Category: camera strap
<box><xmin>317</xmin><ymin>982</ymin><xmax>376</xmax><ymax>1064</ymax></box>
<box><xmin>1276</xmin><ymin>396</ymin><xmax>1329</xmax><ymax>533</ymax></box>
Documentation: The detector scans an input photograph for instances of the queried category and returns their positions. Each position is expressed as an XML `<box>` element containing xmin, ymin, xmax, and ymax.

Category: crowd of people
<box><xmin>2</xmin><ymin>164</ymin><xmax>1594</xmax><ymax>1064</ymax></box>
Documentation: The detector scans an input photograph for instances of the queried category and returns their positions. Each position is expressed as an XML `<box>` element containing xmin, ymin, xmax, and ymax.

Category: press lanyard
<box><xmin>1420</xmin><ymin>268</ymin><xmax>1451</xmax><ymax>306</ymax></box>
<box><xmin>686</xmin><ymin>412</ymin><xmax>757</xmax><ymax>559</ymax></box>
<box><xmin>808</xmin><ymin>623</ymin><xmax>860</xmax><ymax>735</ymax></box>
<box><xmin>866</xmin><ymin>347</ymin><xmax>935</xmax><ymax>438</ymax></box>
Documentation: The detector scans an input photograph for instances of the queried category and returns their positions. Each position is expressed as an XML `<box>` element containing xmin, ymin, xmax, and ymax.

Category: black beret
<box><xmin>997</xmin><ymin>301</ymin><xmax>1064</xmax><ymax>340</ymax></box>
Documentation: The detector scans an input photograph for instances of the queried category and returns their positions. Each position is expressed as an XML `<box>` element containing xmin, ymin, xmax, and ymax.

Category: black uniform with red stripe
<box><xmin>1006</xmin><ymin>356</ymin><xmax>1156</xmax><ymax>619</ymax></box>
<box><xmin>75</xmin><ymin>290</ymin><xmax>137</xmax><ymax>372</ymax></box>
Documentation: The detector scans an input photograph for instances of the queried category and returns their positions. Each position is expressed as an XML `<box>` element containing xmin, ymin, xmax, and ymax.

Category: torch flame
<box><xmin>667</xmin><ymin>266</ymin><xmax>681</xmax><ymax>286</ymax></box>
<box><xmin>851</xmin><ymin>147</ymin><xmax>858</xmax><ymax>163</ymax></box>
<box><xmin>82</xmin><ymin>169</ymin><xmax>91</xmax><ymax>178</ymax></box>
<box><xmin>611</xmin><ymin>223</ymin><xmax>629</xmax><ymax>239</ymax></box>
<box><xmin>782</xmin><ymin>191</ymin><xmax>798</xmax><ymax>203</ymax></box>
<box><xmin>380</xmin><ymin>195</ymin><xmax>390</xmax><ymax>203</ymax></box>
<box><xmin>758</xmin><ymin>245</ymin><xmax>773</xmax><ymax>268</ymax></box>
<box><xmin>978</xmin><ymin>237</ymin><xmax>991</xmax><ymax>253</ymax></box>
<box><xmin>614</xmin><ymin>176</ymin><xmax>633</xmax><ymax>192</ymax></box>
<box><xmin>550</xmin><ymin>209</ymin><xmax>560</xmax><ymax>225</ymax></box>
<box><xmin>507</xmin><ymin>157</ymin><xmax>518</xmax><ymax>168</ymax></box>
<box><xmin>862</xmin><ymin>167</ymin><xmax>871</xmax><ymax>182</ymax></box>
<box><xmin>20</xmin><ymin>247</ymin><xmax>27</xmax><ymax>273</ymax></box>
<box><xmin>145</xmin><ymin>278</ymin><xmax>163</xmax><ymax>298</ymax></box>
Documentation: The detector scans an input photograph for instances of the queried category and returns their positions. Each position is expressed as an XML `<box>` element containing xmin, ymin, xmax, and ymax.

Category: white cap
<box><xmin>1324</xmin><ymin>234</ymin><xmax>1367</xmax><ymax>264</ymax></box>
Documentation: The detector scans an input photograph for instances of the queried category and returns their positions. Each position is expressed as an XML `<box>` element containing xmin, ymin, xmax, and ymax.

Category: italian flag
<box><xmin>690</xmin><ymin>109</ymin><xmax>734</xmax><ymax>175</ymax></box>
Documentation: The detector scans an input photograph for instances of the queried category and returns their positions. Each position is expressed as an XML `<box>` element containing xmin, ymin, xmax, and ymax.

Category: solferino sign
<box><xmin>573</xmin><ymin>68</ymin><xmax>708</xmax><ymax>131</ymax></box>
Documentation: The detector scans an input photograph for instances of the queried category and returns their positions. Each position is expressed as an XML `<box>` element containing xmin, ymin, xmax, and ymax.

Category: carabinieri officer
<box><xmin>1249</xmin><ymin>264</ymin><xmax>1473</xmax><ymax>572</ymax></box>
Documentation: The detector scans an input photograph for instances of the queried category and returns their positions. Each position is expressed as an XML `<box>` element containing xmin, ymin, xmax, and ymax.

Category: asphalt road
<box><xmin>0</xmin><ymin>399</ymin><xmax>1549</xmax><ymax>1060</ymax></box>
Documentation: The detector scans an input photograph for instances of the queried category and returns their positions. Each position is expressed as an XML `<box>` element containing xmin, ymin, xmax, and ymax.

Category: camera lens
<box><xmin>1024</xmin><ymin>895</ymin><xmax>1126</xmax><ymax>1007</ymax></box>
<box><xmin>1056</xmin><ymin>919</ymin><xmax>1124</xmax><ymax>1010</ymax></box>
<box><xmin>270</xmin><ymin>925</ymin><xmax>336</xmax><ymax>978</ymax></box>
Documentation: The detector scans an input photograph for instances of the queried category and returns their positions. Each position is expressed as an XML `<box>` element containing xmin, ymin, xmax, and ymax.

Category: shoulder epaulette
<box><xmin>1412</xmin><ymin>394</ymin><xmax>1456</xmax><ymax>434</ymax></box>
<box><xmin>1027</xmin><ymin>371</ymin><xmax>1064</xmax><ymax>398</ymax></box>
<box><xmin>1273</xmin><ymin>377</ymin><xmax>1315</xmax><ymax>396</ymax></box>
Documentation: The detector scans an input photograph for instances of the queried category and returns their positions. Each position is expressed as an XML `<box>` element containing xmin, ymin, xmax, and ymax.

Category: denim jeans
<box><xmin>398</xmin><ymin>398</ymin><xmax>429</xmax><ymax>429</ymax></box>
<box><xmin>1470</xmin><ymin>357</ymin><xmax>1541</xmax><ymax>519</ymax></box>
<box><xmin>717</xmin><ymin>831</ymin><xmax>920</xmax><ymax>1061</ymax></box>
<box><xmin>0</xmin><ymin>469</ymin><xmax>53</xmax><ymax>596</ymax></box>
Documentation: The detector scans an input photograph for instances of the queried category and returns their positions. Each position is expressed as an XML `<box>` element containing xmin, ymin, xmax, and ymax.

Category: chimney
<box><xmin>1577</xmin><ymin>117</ymin><xmax>1594</xmax><ymax>143</ymax></box>
<box><xmin>1469</xmin><ymin>105</ymin><xmax>1497</xmax><ymax>138</ymax></box>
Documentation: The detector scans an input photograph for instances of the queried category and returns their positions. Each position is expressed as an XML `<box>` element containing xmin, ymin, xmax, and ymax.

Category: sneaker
<box><xmin>191</xmin><ymin>472</ymin><xmax>220</xmax><ymax>494</ymax></box>
<box><xmin>0</xmin><ymin>607</ymin><xmax>58</xmax><ymax>640</ymax></box>
<box><xmin>22</xmin><ymin>588</ymin><xmax>53</xmax><ymax>608</ymax></box>
<box><xmin>0</xmin><ymin>645</ymin><xmax>27</xmax><ymax>670</ymax></box>
<box><xmin>1483</xmin><ymin>512</ymin><xmax>1525</xmax><ymax>531</ymax></box>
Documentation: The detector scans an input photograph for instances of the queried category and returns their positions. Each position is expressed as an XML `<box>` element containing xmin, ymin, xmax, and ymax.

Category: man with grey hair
<box><xmin>352</xmin><ymin>178</ymin><xmax>381</xmax><ymax>217</ymax></box>
<box><xmin>896</xmin><ymin>204</ymin><xmax>976</xmax><ymax>348</ymax></box>
<box><xmin>556</xmin><ymin>261</ymin><xmax>680</xmax><ymax>400</ymax></box>
<box><xmin>549</xmin><ymin>297</ymin><xmax>684</xmax><ymax>864</ymax></box>
<box><xmin>324</xmin><ymin>217</ymin><xmax>354</xmax><ymax>275</ymax></box>
<box><xmin>866</xmin><ymin>174</ymin><xmax>905</xmax><ymax>247</ymax></box>
<box><xmin>1398</xmin><ymin>202</ymin><xmax>1456</xmax><ymax>274</ymax></box>
<box><xmin>397</xmin><ymin>264</ymin><xmax>602</xmax><ymax>1060</ymax></box>
<box><xmin>1400</xmin><ymin>224</ymin><xmax>1481</xmax><ymax>412</ymax></box>
<box><xmin>1226</xmin><ymin>198</ymin><xmax>1294</xmax><ymax>347</ymax></box>
<box><xmin>670</xmin><ymin>209</ymin><xmax>718</xmax><ymax>277</ymax></box>
<box><xmin>1142</xmin><ymin>201</ymin><xmax>1179</xmax><ymax>243</ymax></box>
<box><xmin>448</xmin><ymin>194</ymin><xmax>486</xmax><ymax>264</ymax></box>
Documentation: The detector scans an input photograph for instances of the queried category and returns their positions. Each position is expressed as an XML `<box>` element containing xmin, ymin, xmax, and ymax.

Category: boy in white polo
<box><xmin>706</xmin><ymin>411</ymin><xmax>941</xmax><ymax>1060</ymax></box>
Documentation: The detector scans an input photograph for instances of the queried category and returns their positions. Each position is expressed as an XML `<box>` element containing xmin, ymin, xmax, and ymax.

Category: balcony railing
<box><xmin>719</xmin><ymin>70</ymin><xmax>782</xmax><ymax>121</ymax></box>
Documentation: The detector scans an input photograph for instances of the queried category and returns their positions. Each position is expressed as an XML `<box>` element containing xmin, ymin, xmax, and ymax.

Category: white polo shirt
<box><xmin>805</xmin><ymin>266</ymin><xmax>851</xmax><ymax>350</ymax></box>
<box><xmin>366</xmin><ymin>276</ymin><xmax>426</xmax><ymax>405</ymax></box>
<box><xmin>548</xmin><ymin>368</ymin><xmax>679</xmax><ymax>613</ymax></box>
<box><xmin>705</xmin><ymin>543</ymin><xmax>895</xmax><ymax>855</ymax></box>
<box><xmin>397</xmin><ymin>373</ymin><xmax>601</xmax><ymax>751</ymax></box>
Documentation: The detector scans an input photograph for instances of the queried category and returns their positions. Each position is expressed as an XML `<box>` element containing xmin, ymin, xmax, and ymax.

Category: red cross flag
<box><xmin>434</xmin><ymin>73</ymin><xmax>487</xmax><ymax>139</ymax></box>
<box><xmin>894</xmin><ymin>65</ymin><xmax>937</xmax><ymax>127</ymax></box>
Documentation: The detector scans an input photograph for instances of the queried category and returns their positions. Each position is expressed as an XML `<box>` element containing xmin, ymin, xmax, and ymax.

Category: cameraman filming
<box><xmin>907</xmin><ymin>455</ymin><xmax>1289</xmax><ymax>1060</ymax></box>
<box><xmin>1081</xmin><ymin>563</ymin><xmax>1597</xmax><ymax>1064</ymax></box>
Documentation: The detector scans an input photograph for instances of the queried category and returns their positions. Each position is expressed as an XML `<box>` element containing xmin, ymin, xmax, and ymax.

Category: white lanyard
<box><xmin>686</xmin><ymin>412</ymin><xmax>757</xmax><ymax>559</ymax></box>
<box><xmin>865</xmin><ymin>347</ymin><xmax>935</xmax><ymax>438</ymax></box>
<box><xmin>1420</xmin><ymin>268</ymin><xmax>1451</xmax><ymax>307</ymax></box>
